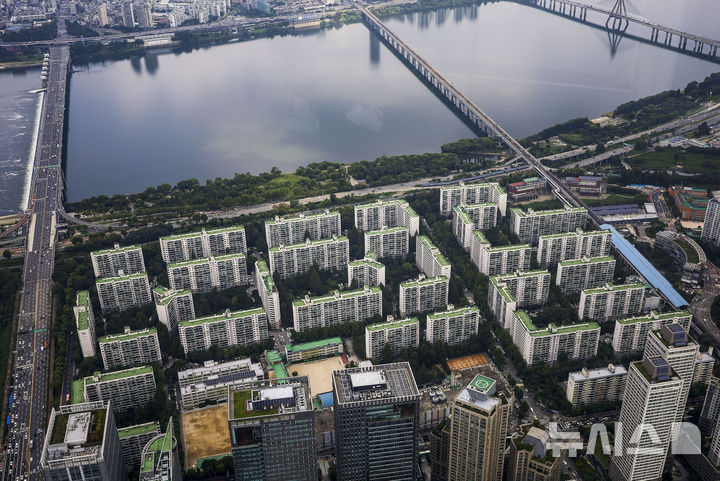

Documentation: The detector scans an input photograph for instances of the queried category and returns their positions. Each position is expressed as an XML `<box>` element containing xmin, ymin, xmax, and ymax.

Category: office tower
<box><xmin>268</xmin><ymin>235</ymin><xmax>349</xmax><ymax>278</ymax></box>
<box><xmin>264</xmin><ymin>209</ymin><xmax>342</xmax><ymax>248</ymax></box>
<box><xmin>699</xmin><ymin>377</ymin><xmax>720</xmax><ymax>436</ymax></box>
<box><xmin>643</xmin><ymin>324</ymin><xmax>699</xmax><ymax>420</ymax></box>
<box><xmin>159</xmin><ymin>226</ymin><xmax>247</xmax><ymax>264</ymax></box>
<box><xmin>430</xmin><ymin>420</ymin><xmax>451</xmax><ymax>481</ymax></box>
<box><xmin>41</xmin><ymin>401</ymin><xmax>124</xmax><ymax>481</ymax></box>
<box><xmin>348</xmin><ymin>252</ymin><xmax>386</xmax><ymax>288</ymax></box>
<box><xmin>98</xmin><ymin>3</ymin><xmax>109</xmax><ymax>25</ymax></box>
<box><xmin>566</xmin><ymin>364</ymin><xmax>628</xmax><ymax>407</ymax></box>
<box><xmin>416</xmin><ymin>235</ymin><xmax>452</xmax><ymax>279</ymax></box>
<box><xmin>91</xmin><ymin>243</ymin><xmax>145</xmax><ymax>279</ymax></box>
<box><xmin>333</xmin><ymin>363</ymin><xmax>420</xmax><ymax>481</ymax></box>
<box><xmin>701</xmin><ymin>191</ymin><xmax>720</xmax><ymax>248</ymax></box>
<box><xmin>74</xmin><ymin>290</ymin><xmax>97</xmax><ymax>358</ymax></box>
<box><xmin>452</xmin><ymin>203</ymin><xmax>499</xmax><ymax>247</ymax></box>
<box><xmin>80</xmin><ymin>366</ymin><xmax>156</xmax><ymax>413</ymax></box>
<box><xmin>228</xmin><ymin>378</ymin><xmax>317</xmax><ymax>481</ymax></box>
<box><xmin>138</xmin><ymin>420</ymin><xmax>181</xmax><ymax>480</ymax></box>
<box><xmin>488</xmin><ymin>270</ymin><xmax>551</xmax><ymax>329</ymax></box>
<box><xmin>508</xmin><ymin>427</ymin><xmax>562</xmax><ymax>481</ymax></box>
<box><xmin>512</xmin><ymin>310</ymin><xmax>600</xmax><ymax>366</ymax></box>
<box><xmin>399</xmin><ymin>275</ymin><xmax>449</xmax><ymax>317</ymax></box>
<box><xmin>510</xmin><ymin>207</ymin><xmax>587</xmax><ymax>245</ymax></box>
<box><xmin>153</xmin><ymin>285</ymin><xmax>194</xmax><ymax>333</ymax></box>
<box><xmin>284</xmin><ymin>337</ymin><xmax>343</xmax><ymax>363</ymax></box>
<box><xmin>168</xmin><ymin>253</ymin><xmax>249</xmax><ymax>292</ymax></box>
<box><xmin>118</xmin><ymin>422</ymin><xmax>160</xmax><ymax>474</ymax></box>
<box><xmin>178</xmin><ymin>307</ymin><xmax>269</xmax><ymax>355</ymax></box>
<box><xmin>122</xmin><ymin>2</ymin><xmax>135</xmax><ymax>26</ymax></box>
<box><xmin>178</xmin><ymin>359</ymin><xmax>264</xmax><ymax>411</ymax></box>
<box><xmin>448</xmin><ymin>375</ymin><xmax>512</xmax><ymax>481</ymax></box>
<box><xmin>536</xmin><ymin>228</ymin><xmax>612</xmax><ymax>267</ymax></box>
<box><xmin>439</xmin><ymin>181</ymin><xmax>507</xmax><ymax>217</ymax></box>
<box><xmin>98</xmin><ymin>327</ymin><xmax>161</xmax><ymax>370</ymax></box>
<box><xmin>255</xmin><ymin>260</ymin><xmax>281</xmax><ymax>329</ymax></box>
<box><xmin>470</xmin><ymin>230</ymin><xmax>531</xmax><ymax>276</ymax></box>
<box><xmin>365</xmin><ymin>316</ymin><xmax>420</xmax><ymax>359</ymax></box>
<box><xmin>612</xmin><ymin>310</ymin><xmax>692</xmax><ymax>355</ymax></box>
<box><xmin>354</xmin><ymin>199</ymin><xmax>420</xmax><ymax>235</ymax></box>
<box><xmin>578</xmin><ymin>283</ymin><xmax>645</xmax><ymax>322</ymax></box>
<box><xmin>96</xmin><ymin>271</ymin><xmax>152</xmax><ymax>313</ymax></box>
<box><xmin>609</xmin><ymin>358</ymin><xmax>684</xmax><ymax>481</ymax></box>
<box><xmin>693</xmin><ymin>350</ymin><xmax>715</xmax><ymax>385</ymax></box>
<box><xmin>556</xmin><ymin>256</ymin><xmax>616</xmax><ymax>294</ymax></box>
<box><xmin>364</xmin><ymin>226</ymin><xmax>409</xmax><ymax>259</ymax></box>
<box><xmin>426</xmin><ymin>305</ymin><xmax>480</xmax><ymax>345</ymax></box>
<box><xmin>292</xmin><ymin>286</ymin><xmax>382</xmax><ymax>331</ymax></box>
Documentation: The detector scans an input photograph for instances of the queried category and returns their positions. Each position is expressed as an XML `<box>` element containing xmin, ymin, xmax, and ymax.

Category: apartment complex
<box><xmin>153</xmin><ymin>285</ymin><xmax>195</xmax><ymax>333</ymax></box>
<box><xmin>700</xmin><ymin>191</ymin><xmax>720</xmax><ymax>248</ymax></box>
<box><xmin>452</xmin><ymin>203</ymin><xmax>499</xmax><ymax>248</ymax></box>
<box><xmin>354</xmin><ymin>199</ymin><xmax>420</xmax><ymax>235</ymax></box>
<box><xmin>439</xmin><ymin>181</ymin><xmax>507</xmax><ymax>217</ymax></box>
<box><xmin>612</xmin><ymin>310</ymin><xmax>692</xmax><ymax>355</ymax></box>
<box><xmin>268</xmin><ymin>235</ymin><xmax>349</xmax><ymax>279</ymax></box>
<box><xmin>364</xmin><ymin>226</ymin><xmax>409</xmax><ymax>259</ymax></box>
<box><xmin>167</xmin><ymin>253</ymin><xmax>249</xmax><ymax>292</ymax></box>
<box><xmin>365</xmin><ymin>317</ymin><xmax>420</xmax><ymax>360</ymax></box>
<box><xmin>508</xmin><ymin>427</ymin><xmax>562</xmax><ymax>481</ymax></box>
<box><xmin>556</xmin><ymin>256</ymin><xmax>616</xmax><ymax>294</ymax></box>
<box><xmin>96</xmin><ymin>271</ymin><xmax>152</xmax><ymax>314</ymax></box>
<box><xmin>159</xmin><ymin>226</ymin><xmax>247</xmax><ymax>264</ymax></box>
<box><xmin>578</xmin><ymin>283</ymin><xmax>645</xmax><ymax>322</ymax></box>
<box><xmin>91</xmin><ymin>243</ymin><xmax>145</xmax><ymax>279</ymax></box>
<box><xmin>178</xmin><ymin>308</ymin><xmax>269</xmax><ymax>355</ymax></box>
<box><xmin>98</xmin><ymin>327</ymin><xmax>161</xmax><ymax>371</ymax></box>
<box><xmin>228</xmin><ymin>378</ymin><xmax>317</xmax><ymax>481</ymax></box>
<box><xmin>669</xmin><ymin>185</ymin><xmax>710</xmax><ymax>221</ymax></box>
<box><xmin>264</xmin><ymin>209</ymin><xmax>341</xmax><ymax>248</ymax></box>
<box><xmin>694</xmin><ymin>351</ymin><xmax>715</xmax><ymax>385</ymax></box>
<box><xmin>416</xmin><ymin>235</ymin><xmax>452</xmax><ymax>279</ymax></box>
<box><xmin>700</xmin><ymin>377</ymin><xmax>720</xmax><ymax>436</ymax></box>
<box><xmin>138</xmin><ymin>420</ymin><xmax>182</xmax><ymax>481</ymax></box>
<box><xmin>536</xmin><ymin>228</ymin><xmax>612</xmax><ymax>267</ymax></box>
<box><xmin>118</xmin><ymin>423</ymin><xmax>160</xmax><ymax>474</ymax></box>
<box><xmin>347</xmin><ymin>252</ymin><xmax>386</xmax><ymax>288</ymax></box>
<box><xmin>74</xmin><ymin>290</ymin><xmax>97</xmax><ymax>358</ymax></box>
<box><xmin>510</xmin><ymin>207</ymin><xmax>587</xmax><ymax>245</ymax></box>
<box><xmin>254</xmin><ymin>260</ymin><xmax>281</xmax><ymax>330</ymax></box>
<box><xmin>178</xmin><ymin>358</ymin><xmax>264</xmax><ymax>411</ymax></box>
<box><xmin>471</xmin><ymin>230</ymin><xmax>532</xmax><ymax>276</ymax></box>
<box><xmin>283</xmin><ymin>337</ymin><xmax>343</xmax><ymax>363</ymax></box>
<box><xmin>292</xmin><ymin>286</ymin><xmax>382</xmax><ymax>332</ymax></box>
<box><xmin>566</xmin><ymin>364</ymin><xmax>628</xmax><ymax>407</ymax></box>
<box><xmin>488</xmin><ymin>270</ymin><xmax>551</xmax><ymax>329</ymax></box>
<box><xmin>81</xmin><ymin>366</ymin><xmax>156</xmax><ymax>413</ymax></box>
<box><xmin>333</xmin><ymin>363</ymin><xmax>420</xmax><ymax>481</ymax></box>
<box><xmin>399</xmin><ymin>275</ymin><xmax>449</xmax><ymax>317</ymax></box>
<box><xmin>426</xmin><ymin>305</ymin><xmax>480</xmax><ymax>345</ymax></box>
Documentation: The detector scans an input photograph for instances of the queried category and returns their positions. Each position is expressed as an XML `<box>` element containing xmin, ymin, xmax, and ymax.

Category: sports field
<box><xmin>181</xmin><ymin>404</ymin><xmax>232</xmax><ymax>470</ymax></box>
<box><xmin>447</xmin><ymin>353</ymin><xmax>489</xmax><ymax>371</ymax></box>
<box><xmin>288</xmin><ymin>355</ymin><xmax>345</xmax><ymax>395</ymax></box>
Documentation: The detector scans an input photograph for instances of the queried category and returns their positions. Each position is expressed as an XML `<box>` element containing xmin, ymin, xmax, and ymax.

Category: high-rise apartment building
<box><xmin>333</xmin><ymin>363</ymin><xmax>420</xmax><ymax>481</ymax></box>
<box><xmin>488</xmin><ymin>270</ymin><xmax>551</xmax><ymax>329</ymax></box>
<box><xmin>612</xmin><ymin>310</ymin><xmax>692</xmax><ymax>355</ymax></box>
<box><xmin>41</xmin><ymin>401</ymin><xmax>125</xmax><ymax>481</ymax></box>
<box><xmin>118</xmin><ymin>422</ymin><xmax>160</xmax><ymax>474</ymax></box>
<box><xmin>96</xmin><ymin>271</ymin><xmax>152</xmax><ymax>313</ymax></box>
<box><xmin>694</xmin><ymin>350</ymin><xmax>715</xmax><ymax>385</ymax></box>
<box><xmin>416</xmin><ymin>235</ymin><xmax>452</xmax><ymax>279</ymax></box>
<box><xmin>74</xmin><ymin>290</ymin><xmax>97</xmax><ymax>358</ymax></box>
<box><xmin>292</xmin><ymin>287</ymin><xmax>382</xmax><ymax>331</ymax></box>
<box><xmin>354</xmin><ymin>199</ymin><xmax>420</xmax><ymax>235</ymax></box>
<box><xmin>80</xmin><ymin>366</ymin><xmax>156</xmax><ymax>413</ymax></box>
<box><xmin>365</xmin><ymin>316</ymin><xmax>420</xmax><ymax>359</ymax></box>
<box><xmin>399</xmin><ymin>275</ymin><xmax>449</xmax><ymax>317</ymax></box>
<box><xmin>122</xmin><ymin>2</ymin><xmax>135</xmax><ymax>26</ymax></box>
<box><xmin>609</xmin><ymin>358</ymin><xmax>684</xmax><ymax>481</ymax></box>
<box><xmin>426</xmin><ymin>305</ymin><xmax>480</xmax><ymax>345</ymax></box>
<box><xmin>700</xmin><ymin>191</ymin><xmax>720</xmax><ymax>249</ymax></box>
<box><xmin>700</xmin><ymin>377</ymin><xmax>720</xmax><ymax>436</ymax></box>
<box><xmin>578</xmin><ymin>283</ymin><xmax>645</xmax><ymax>322</ymax></box>
<box><xmin>566</xmin><ymin>364</ymin><xmax>627</xmax><ymax>407</ymax></box>
<box><xmin>254</xmin><ymin>260</ymin><xmax>281</xmax><ymax>330</ymax></box>
<box><xmin>452</xmin><ymin>203</ymin><xmax>499</xmax><ymax>248</ymax></box>
<box><xmin>364</xmin><ymin>226</ymin><xmax>409</xmax><ymax>259</ymax></box>
<box><xmin>536</xmin><ymin>228</ymin><xmax>612</xmax><ymax>267</ymax></box>
<box><xmin>168</xmin><ymin>253</ymin><xmax>249</xmax><ymax>292</ymax></box>
<box><xmin>178</xmin><ymin>359</ymin><xmax>264</xmax><ymax>411</ymax></box>
<box><xmin>510</xmin><ymin>207</ymin><xmax>587</xmax><ymax>245</ymax></box>
<box><xmin>134</xmin><ymin>1</ymin><xmax>152</xmax><ymax>28</ymax></box>
<box><xmin>178</xmin><ymin>308</ymin><xmax>268</xmax><ymax>355</ymax></box>
<box><xmin>159</xmin><ymin>226</ymin><xmax>247</xmax><ymax>264</ymax></box>
<box><xmin>98</xmin><ymin>3</ymin><xmax>109</xmax><ymax>25</ymax></box>
<box><xmin>99</xmin><ymin>327</ymin><xmax>160</xmax><ymax>371</ymax></box>
<box><xmin>268</xmin><ymin>236</ymin><xmax>349</xmax><ymax>279</ymax></box>
<box><xmin>430</xmin><ymin>421</ymin><xmax>451</xmax><ymax>481</ymax></box>
<box><xmin>470</xmin><ymin>230</ymin><xmax>531</xmax><ymax>276</ymax></box>
<box><xmin>439</xmin><ymin>181</ymin><xmax>507</xmax><ymax>217</ymax></box>
<box><xmin>153</xmin><ymin>285</ymin><xmax>195</xmax><ymax>333</ymax></box>
<box><xmin>91</xmin><ymin>243</ymin><xmax>145</xmax><ymax>279</ymax></box>
<box><xmin>556</xmin><ymin>256</ymin><xmax>616</xmax><ymax>294</ymax></box>
<box><xmin>264</xmin><ymin>209</ymin><xmax>342</xmax><ymax>248</ymax></box>
<box><xmin>228</xmin><ymin>378</ymin><xmax>317</xmax><ymax>481</ymax></box>
<box><xmin>508</xmin><ymin>427</ymin><xmax>562</xmax><ymax>481</ymax></box>
<box><xmin>448</xmin><ymin>375</ymin><xmax>512</xmax><ymax>481</ymax></box>
<box><xmin>347</xmin><ymin>252</ymin><xmax>386</xmax><ymax>288</ymax></box>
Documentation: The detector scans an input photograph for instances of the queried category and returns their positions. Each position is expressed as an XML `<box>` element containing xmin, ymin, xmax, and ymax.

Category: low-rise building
<box><xmin>612</xmin><ymin>310</ymin><xmax>692</xmax><ymax>355</ymax></box>
<box><xmin>96</xmin><ymin>271</ymin><xmax>152</xmax><ymax>314</ymax></box>
<box><xmin>470</xmin><ymin>230</ymin><xmax>531</xmax><ymax>276</ymax></box>
<box><xmin>510</xmin><ymin>207</ymin><xmax>588</xmax><ymax>245</ymax></box>
<box><xmin>452</xmin><ymin>203</ymin><xmax>499</xmax><ymax>248</ymax></box>
<box><xmin>99</xmin><ymin>327</ymin><xmax>161</xmax><ymax>371</ymax></box>
<box><xmin>264</xmin><ymin>209</ymin><xmax>341</xmax><ymax>248</ymax></box>
<box><xmin>268</xmin><ymin>235</ymin><xmax>349</xmax><ymax>279</ymax></box>
<box><xmin>439</xmin><ymin>181</ymin><xmax>507</xmax><ymax>217</ymax></box>
<box><xmin>566</xmin><ymin>364</ymin><xmax>627</xmax><ymax>407</ymax></box>
<box><xmin>254</xmin><ymin>260</ymin><xmax>281</xmax><ymax>330</ymax></box>
<box><xmin>81</xmin><ymin>366</ymin><xmax>156</xmax><ymax>413</ymax></box>
<box><xmin>159</xmin><ymin>226</ymin><xmax>247</xmax><ymax>264</ymax></box>
<box><xmin>91</xmin><ymin>243</ymin><xmax>146</xmax><ymax>279</ymax></box>
<box><xmin>74</xmin><ymin>290</ymin><xmax>97</xmax><ymax>358</ymax></box>
<box><xmin>669</xmin><ymin>185</ymin><xmax>709</xmax><ymax>221</ymax></box>
<box><xmin>562</xmin><ymin>176</ymin><xmax>606</xmax><ymax>196</ymax></box>
<box><xmin>365</xmin><ymin>317</ymin><xmax>420</xmax><ymax>360</ymax></box>
<box><xmin>364</xmin><ymin>226</ymin><xmax>409</xmax><ymax>259</ymax></box>
<box><xmin>556</xmin><ymin>256</ymin><xmax>616</xmax><ymax>294</ymax></box>
<box><xmin>178</xmin><ymin>308</ymin><xmax>269</xmax><ymax>355</ymax></box>
<box><xmin>348</xmin><ymin>252</ymin><xmax>386</xmax><ymax>288</ymax></box>
<box><xmin>426</xmin><ymin>305</ymin><xmax>480</xmax><ymax>345</ymax></box>
<box><xmin>536</xmin><ymin>228</ymin><xmax>612</xmax><ymax>267</ymax></box>
<box><xmin>578</xmin><ymin>283</ymin><xmax>645</xmax><ymax>322</ymax></box>
<box><xmin>118</xmin><ymin>422</ymin><xmax>160</xmax><ymax>474</ymax></box>
<box><xmin>655</xmin><ymin>231</ymin><xmax>705</xmax><ymax>286</ymax></box>
<box><xmin>168</xmin><ymin>253</ymin><xmax>249</xmax><ymax>292</ymax></box>
<box><xmin>354</xmin><ymin>199</ymin><xmax>419</xmax><ymax>235</ymax></box>
<box><xmin>507</xmin><ymin>177</ymin><xmax>547</xmax><ymax>202</ymax></box>
<box><xmin>178</xmin><ymin>358</ymin><xmax>264</xmax><ymax>411</ymax></box>
<box><xmin>416</xmin><ymin>235</ymin><xmax>452</xmax><ymax>279</ymax></box>
<box><xmin>284</xmin><ymin>337</ymin><xmax>343</xmax><ymax>363</ymax></box>
<box><xmin>292</xmin><ymin>286</ymin><xmax>382</xmax><ymax>331</ymax></box>
<box><xmin>489</xmin><ymin>270</ymin><xmax>551</xmax><ymax>329</ymax></box>
<box><xmin>399</xmin><ymin>275</ymin><xmax>449</xmax><ymax>317</ymax></box>
<box><xmin>153</xmin><ymin>285</ymin><xmax>195</xmax><ymax>333</ymax></box>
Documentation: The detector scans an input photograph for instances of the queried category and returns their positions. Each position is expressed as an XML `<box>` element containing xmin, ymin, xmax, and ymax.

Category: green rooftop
<box><xmin>559</xmin><ymin>256</ymin><xmax>615</xmax><ymax>266</ymax></box>
<box><xmin>427</xmin><ymin>306</ymin><xmax>479</xmax><ymax>319</ymax></box>
<box><xmin>160</xmin><ymin>225</ymin><xmax>245</xmax><ymax>241</ymax></box>
<box><xmin>285</xmin><ymin>337</ymin><xmax>343</xmax><ymax>353</ymax></box>
<box><xmin>265</xmin><ymin>210</ymin><xmax>339</xmax><ymax>224</ymax></box>
<box><xmin>348</xmin><ymin>256</ymin><xmax>385</xmax><ymax>269</ymax></box>
<box><xmin>84</xmin><ymin>365</ymin><xmax>153</xmax><ymax>384</ymax></box>
<box><xmin>511</xmin><ymin>206</ymin><xmax>587</xmax><ymax>217</ymax></box>
<box><xmin>118</xmin><ymin>422</ymin><xmax>159</xmax><ymax>439</ymax></box>
<box><xmin>72</xmin><ymin>379</ymin><xmax>85</xmax><ymax>404</ymax></box>
<box><xmin>268</xmin><ymin>235</ymin><xmax>348</xmax><ymax>251</ymax></box>
<box><xmin>153</xmin><ymin>286</ymin><xmax>192</xmax><ymax>306</ymax></box>
<box><xmin>453</xmin><ymin>205</ymin><xmax>474</xmax><ymax>224</ymax></box>
<box><xmin>366</xmin><ymin>317</ymin><xmax>419</xmax><ymax>332</ymax></box>
<box><xmin>617</xmin><ymin>310</ymin><xmax>691</xmax><ymax>325</ymax></box>
<box><xmin>400</xmin><ymin>276</ymin><xmax>448</xmax><ymax>288</ymax></box>
<box><xmin>583</xmin><ymin>283</ymin><xmax>645</xmax><ymax>295</ymax></box>
<box><xmin>96</xmin><ymin>271</ymin><xmax>148</xmax><ymax>284</ymax></box>
<box><xmin>292</xmin><ymin>286</ymin><xmax>381</xmax><ymax>307</ymax></box>
<box><xmin>419</xmin><ymin>236</ymin><xmax>450</xmax><ymax>266</ymax></box>
<box><xmin>473</xmin><ymin>230</ymin><xmax>489</xmax><ymax>244</ymax></box>
<box><xmin>91</xmin><ymin>244</ymin><xmax>141</xmax><ymax>256</ymax></box>
<box><xmin>168</xmin><ymin>252</ymin><xmax>245</xmax><ymax>268</ymax></box>
<box><xmin>515</xmin><ymin>310</ymin><xmax>600</xmax><ymax>337</ymax></box>
<box><xmin>98</xmin><ymin>328</ymin><xmax>157</xmax><ymax>344</ymax></box>
<box><xmin>266</xmin><ymin>350</ymin><xmax>282</xmax><ymax>365</ymax></box>
<box><xmin>231</xmin><ymin>390</ymin><xmax>277</xmax><ymax>419</ymax></box>
<box><xmin>487</xmin><ymin>244</ymin><xmax>531</xmax><ymax>253</ymax></box>
<box><xmin>179</xmin><ymin>307</ymin><xmax>265</xmax><ymax>328</ymax></box>
<box><xmin>364</xmin><ymin>226</ymin><xmax>408</xmax><ymax>235</ymax></box>
<box><xmin>141</xmin><ymin>429</ymin><xmax>175</xmax><ymax>473</ymax></box>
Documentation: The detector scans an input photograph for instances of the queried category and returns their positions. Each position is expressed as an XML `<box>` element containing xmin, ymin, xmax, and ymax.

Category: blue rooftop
<box><xmin>592</xmin><ymin>204</ymin><xmax>639</xmax><ymax>216</ymax></box>
<box><xmin>319</xmin><ymin>392</ymin><xmax>334</xmax><ymax>408</ymax></box>
<box><xmin>601</xmin><ymin>224</ymin><xmax>689</xmax><ymax>309</ymax></box>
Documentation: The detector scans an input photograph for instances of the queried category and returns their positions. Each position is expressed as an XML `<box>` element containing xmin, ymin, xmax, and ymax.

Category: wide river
<box><xmin>1</xmin><ymin>0</ymin><xmax>719</xmax><ymax>208</ymax></box>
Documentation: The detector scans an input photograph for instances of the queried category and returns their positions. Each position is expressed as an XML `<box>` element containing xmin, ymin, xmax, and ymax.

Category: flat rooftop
<box><xmin>333</xmin><ymin>362</ymin><xmax>419</xmax><ymax>406</ymax></box>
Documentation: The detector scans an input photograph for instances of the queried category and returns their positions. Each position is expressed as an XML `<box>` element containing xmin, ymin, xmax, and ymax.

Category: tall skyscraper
<box><xmin>699</xmin><ymin>377</ymin><xmax>720</xmax><ymax>436</ymax></box>
<box><xmin>98</xmin><ymin>3</ymin><xmax>109</xmax><ymax>25</ymax></box>
<box><xmin>74</xmin><ymin>290</ymin><xmax>97</xmax><ymax>358</ymax></box>
<box><xmin>122</xmin><ymin>2</ymin><xmax>135</xmax><ymax>27</ymax></box>
<box><xmin>138</xmin><ymin>419</ymin><xmax>181</xmax><ymax>480</ymax></box>
<box><xmin>700</xmin><ymin>191</ymin><xmax>720</xmax><ymax>249</ymax></box>
<box><xmin>333</xmin><ymin>363</ymin><xmax>420</xmax><ymax>480</ymax></box>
